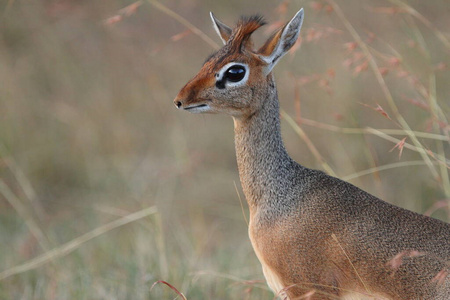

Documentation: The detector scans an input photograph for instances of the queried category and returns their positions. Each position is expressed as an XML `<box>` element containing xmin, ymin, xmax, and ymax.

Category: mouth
<box><xmin>183</xmin><ymin>103</ymin><xmax>212</xmax><ymax>113</ymax></box>
<box><xmin>185</xmin><ymin>104</ymin><xmax>208</xmax><ymax>110</ymax></box>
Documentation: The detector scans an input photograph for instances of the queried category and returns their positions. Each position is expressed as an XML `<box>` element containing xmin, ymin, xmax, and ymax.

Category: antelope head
<box><xmin>173</xmin><ymin>9</ymin><xmax>304</xmax><ymax>119</ymax></box>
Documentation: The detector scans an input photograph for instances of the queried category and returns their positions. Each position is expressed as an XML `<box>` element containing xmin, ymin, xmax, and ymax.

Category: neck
<box><xmin>233</xmin><ymin>80</ymin><xmax>298</xmax><ymax>213</ymax></box>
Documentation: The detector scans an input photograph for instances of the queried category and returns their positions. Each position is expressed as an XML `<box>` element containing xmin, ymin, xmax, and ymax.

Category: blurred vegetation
<box><xmin>0</xmin><ymin>0</ymin><xmax>449</xmax><ymax>299</ymax></box>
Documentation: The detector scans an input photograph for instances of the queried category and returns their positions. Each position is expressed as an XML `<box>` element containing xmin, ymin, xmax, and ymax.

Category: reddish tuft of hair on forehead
<box><xmin>228</xmin><ymin>15</ymin><xmax>266</xmax><ymax>53</ymax></box>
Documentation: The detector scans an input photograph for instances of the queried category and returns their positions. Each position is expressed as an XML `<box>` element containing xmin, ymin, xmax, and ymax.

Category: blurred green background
<box><xmin>0</xmin><ymin>0</ymin><xmax>449</xmax><ymax>299</ymax></box>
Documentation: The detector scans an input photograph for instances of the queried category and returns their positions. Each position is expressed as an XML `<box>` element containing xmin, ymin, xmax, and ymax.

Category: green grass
<box><xmin>0</xmin><ymin>0</ymin><xmax>449</xmax><ymax>298</ymax></box>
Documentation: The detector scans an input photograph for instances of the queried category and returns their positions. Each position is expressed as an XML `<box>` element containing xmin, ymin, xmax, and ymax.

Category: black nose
<box><xmin>174</xmin><ymin>101</ymin><xmax>182</xmax><ymax>108</ymax></box>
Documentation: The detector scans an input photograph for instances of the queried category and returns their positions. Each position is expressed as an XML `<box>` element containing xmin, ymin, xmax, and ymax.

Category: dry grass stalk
<box><xmin>389</xmin><ymin>137</ymin><xmax>407</xmax><ymax>159</ymax></box>
<box><xmin>431</xmin><ymin>269</ymin><xmax>449</xmax><ymax>285</ymax></box>
<box><xmin>0</xmin><ymin>180</ymin><xmax>52</xmax><ymax>253</ymax></box>
<box><xmin>424</xmin><ymin>200</ymin><xmax>450</xmax><ymax>217</ymax></box>
<box><xmin>342</xmin><ymin>160</ymin><xmax>439</xmax><ymax>182</ymax></box>
<box><xmin>386</xmin><ymin>250</ymin><xmax>426</xmax><ymax>278</ymax></box>
<box><xmin>387</xmin><ymin>0</ymin><xmax>450</xmax><ymax>50</ymax></box>
<box><xmin>281</xmin><ymin>109</ymin><xmax>337</xmax><ymax>177</ymax></box>
<box><xmin>146</xmin><ymin>0</ymin><xmax>219</xmax><ymax>50</ymax></box>
<box><xmin>331</xmin><ymin>234</ymin><xmax>371</xmax><ymax>294</ymax></box>
<box><xmin>327</xmin><ymin>0</ymin><xmax>442</xmax><ymax>181</ymax></box>
<box><xmin>0</xmin><ymin>206</ymin><xmax>157</xmax><ymax>281</ymax></box>
<box><xmin>299</xmin><ymin>117</ymin><xmax>449</xmax><ymax>154</ymax></box>
<box><xmin>234</xmin><ymin>180</ymin><xmax>249</xmax><ymax>227</ymax></box>
<box><xmin>150</xmin><ymin>280</ymin><xmax>187</xmax><ymax>300</ymax></box>
<box><xmin>104</xmin><ymin>0</ymin><xmax>143</xmax><ymax>25</ymax></box>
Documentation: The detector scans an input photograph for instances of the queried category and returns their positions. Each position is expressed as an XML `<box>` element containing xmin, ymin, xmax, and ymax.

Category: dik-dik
<box><xmin>173</xmin><ymin>9</ymin><xmax>450</xmax><ymax>299</ymax></box>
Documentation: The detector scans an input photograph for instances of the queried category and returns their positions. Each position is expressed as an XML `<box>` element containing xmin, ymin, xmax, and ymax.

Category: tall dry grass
<box><xmin>0</xmin><ymin>0</ymin><xmax>448</xmax><ymax>298</ymax></box>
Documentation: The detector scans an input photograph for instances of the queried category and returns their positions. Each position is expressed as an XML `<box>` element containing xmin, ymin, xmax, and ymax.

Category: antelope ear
<box><xmin>210</xmin><ymin>12</ymin><xmax>232</xmax><ymax>45</ymax></box>
<box><xmin>258</xmin><ymin>8</ymin><xmax>304</xmax><ymax>74</ymax></box>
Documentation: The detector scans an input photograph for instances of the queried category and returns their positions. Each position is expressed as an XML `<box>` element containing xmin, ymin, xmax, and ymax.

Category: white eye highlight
<box><xmin>215</xmin><ymin>62</ymin><xmax>249</xmax><ymax>89</ymax></box>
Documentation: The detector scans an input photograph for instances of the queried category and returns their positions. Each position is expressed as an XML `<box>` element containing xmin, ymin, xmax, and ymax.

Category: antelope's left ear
<box><xmin>258</xmin><ymin>8</ymin><xmax>304</xmax><ymax>74</ymax></box>
<box><xmin>210</xmin><ymin>12</ymin><xmax>232</xmax><ymax>45</ymax></box>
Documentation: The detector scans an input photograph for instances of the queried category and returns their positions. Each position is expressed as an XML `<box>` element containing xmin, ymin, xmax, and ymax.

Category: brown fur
<box><xmin>174</xmin><ymin>11</ymin><xmax>450</xmax><ymax>300</ymax></box>
<box><xmin>230</xmin><ymin>15</ymin><xmax>266</xmax><ymax>52</ymax></box>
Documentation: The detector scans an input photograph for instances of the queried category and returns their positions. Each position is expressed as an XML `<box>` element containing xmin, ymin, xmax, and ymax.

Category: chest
<box><xmin>249</xmin><ymin>219</ymin><xmax>290</xmax><ymax>298</ymax></box>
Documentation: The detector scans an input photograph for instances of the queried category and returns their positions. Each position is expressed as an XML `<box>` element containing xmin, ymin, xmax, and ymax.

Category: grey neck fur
<box><xmin>233</xmin><ymin>77</ymin><xmax>305</xmax><ymax>218</ymax></box>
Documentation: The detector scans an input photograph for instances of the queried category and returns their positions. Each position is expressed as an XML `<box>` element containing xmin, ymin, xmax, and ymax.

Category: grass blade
<box><xmin>0</xmin><ymin>206</ymin><xmax>157</xmax><ymax>281</ymax></box>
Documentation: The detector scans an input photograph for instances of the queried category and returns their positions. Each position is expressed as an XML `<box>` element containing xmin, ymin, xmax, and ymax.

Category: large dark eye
<box><xmin>224</xmin><ymin>65</ymin><xmax>246</xmax><ymax>82</ymax></box>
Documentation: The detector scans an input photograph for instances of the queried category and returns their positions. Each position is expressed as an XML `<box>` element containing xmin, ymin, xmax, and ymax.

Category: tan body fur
<box><xmin>174</xmin><ymin>9</ymin><xmax>450</xmax><ymax>299</ymax></box>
